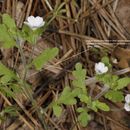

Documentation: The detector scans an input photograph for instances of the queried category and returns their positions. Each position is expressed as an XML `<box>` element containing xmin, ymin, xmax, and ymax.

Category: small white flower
<box><xmin>125</xmin><ymin>94</ymin><xmax>130</xmax><ymax>103</ymax></box>
<box><xmin>124</xmin><ymin>103</ymin><xmax>130</xmax><ymax>111</ymax></box>
<box><xmin>24</xmin><ymin>16</ymin><xmax>45</xmax><ymax>30</ymax></box>
<box><xmin>124</xmin><ymin>94</ymin><xmax>130</xmax><ymax>111</ymax></box>
<box><xmin>95</xmin><ymin>62</ymin><xmax>108</xmax><ymax>74</ymax></box>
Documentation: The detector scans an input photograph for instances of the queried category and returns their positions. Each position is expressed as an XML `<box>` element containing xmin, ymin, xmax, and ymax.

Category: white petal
<box><xmin>35</xmin><ymin>16</ymin><xmax>43</xmax><ymax>23</ymax></box>
<box><xmin>124</xmin><ymin>103</ymin><xmax>130</xmax><ymax>111</ymax></box>
<box><xmin>24</xmin><ymin>16</ymin><xmax>35</xmax><ymax>28</ymax></box>
<box><xmin>98</xmin><ymin>62</ymin><xmax>105</xmax><ymax>68</ymax></box>
<box><xmin>27</xmin><ymin>16</ymin><xmax>35</xmax><ymax>24</ymax></box>
<box><xmin>125</xmin><ymin>94</ymin><xmax>130</xmax><ymax>103</ymax></box>
<box><xmin>102</xmin><ymin>66</ymin><xmax>108</xmax><ymax>73</ymax></box>
<box><xmin>24</xmin><ymin>16</ymin><xmax>45</xmax><ymax>30</ymax></box>
<box><xmin>24</xmin><ymin>21</ymin><xmax>33</xmax><ymax>28</ymax></box>
<box><xmin>95</xmin><ymin>62</ymin><xmax>108</xmax><ymax>74</ymax></box>
<box><xmin>38</xmin><ymin>21</ymin><xmax>45</xmax><ymax>27</ymax></box>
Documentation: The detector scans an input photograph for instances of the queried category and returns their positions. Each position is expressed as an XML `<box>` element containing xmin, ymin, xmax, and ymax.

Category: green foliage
<box><xmin>116</xmin><ymin>77</ymin><xmax>130</xmax><ymax>90</ymax></box>
<box><xmin>93</xmin><ymin>100</ymin><xmax>110</xmax><ymax>111</ymax></box>
<box><xmin>2</xmin><ymin>14</ymin><xmax>16</xmax><ymax>30</ymax></box>
<box><xmin>0</xmin><ymin>83</ymin><xmax>22</xmax><ymax>98</ymax></box>
<box><xmin>105</xmin><ymin>90</ymin><xmax>124</xmax><ymax>102</ymax></box>
<box><xmin>21</xmin><ymin>25</ymin><xmax>43</xmax><ymax>44</ymax></box>
<box><xmin>101</xmin><ymin>56</ymin><xmax>112</xmax><ymax>68</ymax></box>
<box><xmin>52</xmin><ymin>104</ymin><xmax>62</xmax><ymax>117</ymax></box>
<box><xmin>78</xmin><ymin>94</ymin><xmax>90</xmax><ymax>104</ymax></box>
<box><xmin>0</xmin><ymin>14</ymin><xmax>17</xmax><ymax>48</ymax></box>
<box><xmin>3</xmin><ymin>106</ymin><xmax>18</xmax><ymax>116</ymax></box>
<box><xmin>89</xmin><ymin>100</ymin><xmax>110</xmax><ymax>112</ymax></box>
<box><xmin>32</xmin><ymin>47</ymin><xmax>59</xmax><ymax>70</ymax></box>
<box><xmin>96</xmin><ymin>57</ymin><xmax>129</xmax><ymax>103</ymax></box>
<box><xmin>96</xmin><ymin>72</ymin><xmax>130</xmax><ymax>93</ymax></box>
<box><xmin>53</xmin><ymin>63</ymin><xmax>110</xmax><ymax>127</ymax></box>
<box><xmin>0</xmin><ymin>14</ymin><xmax>128</xmax><ymax>128</ymax></box>
<box><xmin>0</xmin><ymin>62</ymin><xmax>22</xmax><ymax>97</ymax></box>
<box><xmin>0</xmin><ymin>24</ymin><xmax>16</xmax><ymax>48</ymax></box>
<box><xmin>77</xmin><ymin>108</ymin><xmax>91</xmax><ymax>127</ymax></box>
<box><xmin>58</xmin><ymin>86</ymin><xmax>77</xmax><ymax>105</ymax></box>
<box><xmin>72</xmin><ymin>63</ymin><xmax>86</xmax><ymax>93</ymax></box>
<box><xmin>0</xmin><ymin>85</ymin><xmax>15</xmax><ymax>97</ymax></box>
<box><xmin>96</xmin><ymin>74</ymin><xmax>112</xmax><ymax>86</ymax></box>
<box><xmin>0</xmin><ymin>62</ymin><xmax>17</xmax><ymax>84</ymax></box>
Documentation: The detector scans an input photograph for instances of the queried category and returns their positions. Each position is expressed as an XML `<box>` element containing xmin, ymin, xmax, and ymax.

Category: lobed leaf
<box><xmin>0</xmin><ymin>62</ymin><xmax>16</xmax><ymax>83</ymax></box>
<box><xmin>105</xmin><ymin>90</ymin><xmax>124</xmax><ymax>102</ymax></box>
<box><xmin>94</xmin><ymin>100</ymin><xmax>110</xmax><ymax>111</ymax></box>
<box><xmin>78</xmin><ymin>111</ymin><xmax>91</xmax><ymax>127</ymax></box>
<box><xmin>33</xmin><ymin>47</ymin><xmax>59</xmax><ymax>70</ymax></box>
<box><xmin>2</xmin><ymin>14</ymin><xmax>16</xmax><ymax>29</ymax></box>
<box><xmin>116</xmin><ymin>77</ymin><xmax>130</xmax><ymax>90</ymax></box>
<box><xmin>58</xmin><ymin>86</ymin><xmax>77</xmax><ymax>105</ymax></box>
<box><xmin>53</xmin><ymin>104</ymin><xmax>62</xmax><ymax>117</ymax></box>
<box><xmin>0</xmin><ymin>24</ymin><xmax>16</xmax><ymax>48</ymax></box>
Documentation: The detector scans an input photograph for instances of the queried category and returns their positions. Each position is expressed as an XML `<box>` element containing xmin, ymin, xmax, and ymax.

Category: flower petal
<box><xmin>95</xmin><ymin>62</ymin><xmax>108</xmax><ymax>74</ymax></box>
<box><xmin>24</xmin><ymin>16</ymin><xmax>45</xmax><ymax>30</ymax></box>
<box><xmin>125</xmin><ymin>94</ymin><xmax>130</xmax><ymax>103</ymax></box>
<box><xmin>124</xmin><ymin>103</ymin><xmax>130</xmax><ymax>111</ymax></box>
<box><xmin>27</xmin><ymin>16</ymin><xmax>35</xmax><ymax>23</ymax></box>
<box><xmin>24</xmin><ymin>21</ymin><xmax>33</xmax><ymax>28</ymax></box>
<box><xmin>35</xmin><ymin>16</ymin><xmax>43</xmax><ymax>26</ymax></box>
<box><xmin>102</xmin><ymin>66</ymin><xmax>108</xmax><ymax>73</ymax></box>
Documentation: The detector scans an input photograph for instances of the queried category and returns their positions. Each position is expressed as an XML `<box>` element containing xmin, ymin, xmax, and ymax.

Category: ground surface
<box><xmin>0</xmin><ymin>0</ymin><xmax>130</xmax><ymax>130</ymax></box>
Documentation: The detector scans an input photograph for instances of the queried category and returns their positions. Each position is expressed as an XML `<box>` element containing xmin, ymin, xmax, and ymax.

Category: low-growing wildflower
<box><xmin>24</xmin><ymin>16</ymin><xmax>45</xmax><ymax>30</ymax></box>
<box><xmin>124</xmin><ymin>94</ymin><xmax>130</xmax><ymax>111</ymax></box>
<box><xmin>95</xmin><ymin>62</ymin><xmax>108</xmax><ymax>74</ymax></box>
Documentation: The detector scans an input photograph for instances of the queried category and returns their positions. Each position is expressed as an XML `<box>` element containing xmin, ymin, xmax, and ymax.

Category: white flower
<box><xmin>124</xmin><ymin>103</ymin><xmax>130</xmax><ymax>111</ymax></box>
<box><xmin>125</xmin><ymin>94</ymin><xmax>130</xmax><ymax>103</ymax></box>
<box><xmin>24</xmin><ymin>16</ymin><xmax>45</xmax><ymax>30</ymax></box>
<box><xmin>95</xmin><ymin>62</ymin><xmax>108</xmax><ymax>74</ymax></box>
<box><xmin>124</xmin><ymin>94</ymin><xmax>130</xmax><ymax>111</ymax></box>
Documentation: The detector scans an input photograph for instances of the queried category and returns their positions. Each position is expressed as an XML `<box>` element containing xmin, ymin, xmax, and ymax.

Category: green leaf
<box><xmin>101</xmin><ymin>56</ymin><xmax>111</xmax><ymax>68</ymax></box>
<box><xmin>78</xmin><ymin>111</ymin><xmax>91</xmax><ymax>127</ymax></box>
<box><xmin>94</xmin><ymin>100</ymin><xmax>110</xmax><ymax>111</ymax></box>
<box><xmin>110</xmin><ymin>75</ymin><xmax>119</xmax><ymax>89</ymax></box>
<box><xmin>53</xmin><ymin>104</ymin><xmax>62</xmax><ymax>117</ymax></box>
<box><xmin>22</xmin><ymin>25</ymin><xmax>43</xmax><ymax>44</ymax></box>
<box><xmin>0</xmin><ymin>62</ymin><xmax>16</xmax><ymax>78</ymax></box>
<box><xmin>0</xmin><ymin>24</ymin><xmax>16</xmax><ymax>48</ymax></box>
<box><xmin>91</xmin><ymin>101</ymin><xmax>98</xmax><ymax>112</ymax></box>
<box><xmin>73</xmin><ymin>63</ymin><xmax>86</xmax><ymax>81</ymax></box>
<box><xmin>72</xmin><ymin>63</ymin><xmax>87</xmax><ymax>93</ymax></box>
<box><xmin>1</xmin><ymin>75</ymin><xmax>11</xmax><ymax>84</ymax></box>
<box><xmin>76</xmin><ymin>107</ymin><xmax>84</xmax><ymax>113</ymax></box>
<box><xmin>10</xmin><ymin>84</ymin><xmax>22</xmax><ymax>93</ymax></box>
<box><xmin>105</xmin><ymin>90</ymin><xmax>124</xmax><ymax>102</ymax></box>
<box><xmin>0</xmin><ymin>62</ymin><xmax>16</xmax><ymax>83</ymax></box>
<box><xmin>63</xmin><ymin>98</ymin><xmax>77</xmax><ymax>105</ymax></box>
<box><xmin>116</xmin><ymin>77</ymin><xmax>130</xmax><ymax>90</ymax></box>
<box><xmin>0</xmin><ymin>86</ymin><xmax>15</xmax><ymax>97</ymax></box>
<box><xmin>3</xmin><ymin>106</ymin><xmax>17</xmax><ymax>116</ymax></box>
<box><xmin>71</xmin><ymin>88</ymin><xmax>82</xmax><ymax>97</ymax></box>
<box><xmin>78</xmin><ymin>94</ymin><xmax>90</xmax><ymax>104</ymax></box>
<box><xmin>96</xmin><ymin>73</ymin><xmax>112</xmax><ymax>86</ymax></box>
<box><xmin>2</xmin><ymin>14</ymin><xmax>16</xmax><ymax>29</ymax></box>
<box><xmin>33</xmin><ymin>48</ymin><xmax>59</xmax><ymax>70</ymax></box>
<box><xmin>58</xmin><ymin>86</ymin><xmax>77</xmax><ymax>105</ymax></box>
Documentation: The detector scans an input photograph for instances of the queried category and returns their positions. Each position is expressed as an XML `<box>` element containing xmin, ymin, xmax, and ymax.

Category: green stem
<box><xmin>17</xmin><ymin>38</ymin><xmax>48</xmax><ymax>130</ymax></box>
